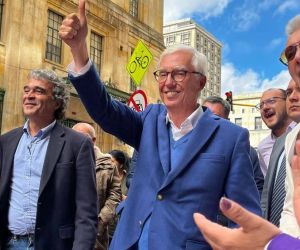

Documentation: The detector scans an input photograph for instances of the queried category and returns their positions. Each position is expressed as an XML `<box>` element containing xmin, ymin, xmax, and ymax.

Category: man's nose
<box><xmin>289</xmin><ymin>91</ymin><xmax>299</xmax><ymax>101</ymax></box>
<box><xmin>164</xmin><ymin>73</ymin><xmax>176</xmax><ymax>87</ymax></box>
<box><xmin>24</xmin><ymin>90</ymin><xmax>35</xmax><ymax>98</ymax></box>
<box><xmin>261</xmin><ymin>103</ymin><xmax>271</xmax><ymax>112</ymax></box>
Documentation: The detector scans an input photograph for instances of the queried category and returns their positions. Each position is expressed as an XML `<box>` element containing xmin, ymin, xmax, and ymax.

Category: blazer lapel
<box><xmin>0</xmin><ymin>128</ymin><xmax>23</xmax><ymax>192</ymax></box>
<box><xmin>161</xmin><ymin>110</ymin><xmax>219</xmax><ymax>189</ymax></box>
<box><xmin>157</xmin><ymin>109</ymin><xmax>171</xmax><ymax>175</ymax></box>
<box><xmin>286</xmin><ymin>124</ymin><xmax>300</xmax><ymax>166</ymax></box>
<box><xmin>39</xmin><ymin>124</ymin><xmax>65</xmax><ymax>197</ymax></box>
<box><xmin>261</xmin><ymin>133</ymin><xmax>286</xmax><ymax>216</ymax></box>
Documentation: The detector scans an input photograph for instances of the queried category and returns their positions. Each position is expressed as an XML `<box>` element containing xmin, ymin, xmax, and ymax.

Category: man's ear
<box><xmin>54</xmin><ymin>100</ymin><xmax>62</xmax><ymax>110</ymax></box>
<box><xmin>199</xmin><ymin>76</ymin><xmax>206</xmax><ymax>90</ymax></box>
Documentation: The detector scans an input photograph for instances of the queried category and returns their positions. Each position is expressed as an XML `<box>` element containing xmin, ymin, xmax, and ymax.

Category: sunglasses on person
<box><xmin>280</xmin><ymin>41</ymin><xmax>300</xmax><ymax>66</ymax></box>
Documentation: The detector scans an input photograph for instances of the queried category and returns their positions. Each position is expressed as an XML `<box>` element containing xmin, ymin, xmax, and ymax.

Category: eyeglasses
<box><xmin>255</xmin><ymin>97</ymin><xmax>286</xmax><ymax>110</ymax></box>
<box><xmin>279</xmin><ymin>41</ymin><xmax>300</xmax><ymax>66</ymax></box>
<box><xmin>153</xmin><ymin>69</ymin><xmax>203</xmax><ymax>83</ymax></box>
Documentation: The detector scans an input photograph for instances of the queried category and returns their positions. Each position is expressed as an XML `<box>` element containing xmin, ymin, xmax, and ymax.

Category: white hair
<box><xmin>286</xmin><ymin>15</ymin><xmax>300</xmax><ymax>36</ymax></box>
<box><xmin>158</xmin><ymin>44</ymin><xmax>207</xmax><ymax>77</ymax></box>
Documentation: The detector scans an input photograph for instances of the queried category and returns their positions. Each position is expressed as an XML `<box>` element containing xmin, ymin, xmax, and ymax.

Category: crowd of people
<box><xmin>1</xmin><ymin>0</ymin><xmax>300</xmax><ymax>249</ymax></box>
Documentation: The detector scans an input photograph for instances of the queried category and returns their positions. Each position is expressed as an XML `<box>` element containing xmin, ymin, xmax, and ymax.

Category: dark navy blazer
<box><xmin>0</xmin><ymin>123</ymin><xmax>98</xmax><ymax>250</ymax></box>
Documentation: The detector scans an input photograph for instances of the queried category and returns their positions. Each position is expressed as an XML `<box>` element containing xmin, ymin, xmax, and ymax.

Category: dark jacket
<box><xmin>0</xmin><ymin>123</ymin><xmax>98</xmax><ymax>250</ymax></box>
<box><xmin>95</xmin><ymin>151</ymin><xmax>121</xmax><ymax>250</ymax></box>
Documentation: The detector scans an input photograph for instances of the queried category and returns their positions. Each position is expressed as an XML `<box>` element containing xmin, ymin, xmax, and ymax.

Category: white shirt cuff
<box><xmin>67</xmin><ymin>60</ymin><xmax>92</xmax><ymax>77</ymax></box>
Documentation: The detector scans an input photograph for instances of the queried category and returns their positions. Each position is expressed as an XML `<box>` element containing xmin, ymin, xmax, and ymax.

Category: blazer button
<box><xmin>157</xmin><ymin>194</ymin><xmax>163</xmax><ymax>200</ymax></box>
<box><xmin>139</xmin><ymin>220</ymin><xmax>143</xmax><ymax>227</ymax></box>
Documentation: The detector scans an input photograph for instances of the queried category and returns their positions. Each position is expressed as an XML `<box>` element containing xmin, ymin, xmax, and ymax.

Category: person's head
<box><xmin>109</xmin><ymin>149</ymin><xmax>129</xmax><ymax>173</ymax></box>
<box><xmin>280</xmin><ymin>15</ymin><xmax>300</xmax><ymax>84</ymax></box>
<box><xmin>203</xmin><ymin>96</ymin><xmax>230</xmax><ymax>119</ymax></box>
<box><xmin>286</xmin><ymin>78</ymin><xmax>300</xmax><ymax>123</ymax></box>
<box><xmin>153</xmin><ymin>44</ymin><xmax>207</xmax><ymax>117</ymax></box>
<box><xmin>72</xmin><ymin>122</ymin><xmax>96</xmax><ymax>143</ymax></box>
<box><xmin>23</xmin><ymin>69</ymin><xmax>70</xmax><ymax>125</ymax></box>
<box><xmin>257</xmin><ymin>88</ymin><xmax>290</xmax><ymax>137</ymax></box>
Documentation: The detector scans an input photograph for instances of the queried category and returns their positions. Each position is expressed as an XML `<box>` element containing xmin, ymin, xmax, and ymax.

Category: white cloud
<box><xmin>221</xmin><ymin>42</ymin><xmax>231</xmax><ymax>60</ymax></box>
<box><xmin>276</xmin><ymin>0</ymin><xmax>299</xmax><ymax>14</ymax></box>
<box><xmin>258</xmin><ymin>0</ymin><xmax>280</xmax><ymax>11</ymax></box>
<box><xmin>261</xmin><ymin>70</ymin><xmax>291</xmax><ymax>89</ymax></box>
<box><xmin>232</xmin><ymin>9</ymin><xmax>260</xmax><ymax>32</ymax></box>
<box><xmin>163</xmin><ymin>0</ymin><xmax>230</xmax><ymax>23</ymax></box>
<box><xmin>221</xmin><ymin>62</ymin><xmax>290</xmax><ymax>95</ymax></box>
<box><xmin>267</xmin><ymin>37</ymin><xmax>283</xmax><ymax>50</ymax></box>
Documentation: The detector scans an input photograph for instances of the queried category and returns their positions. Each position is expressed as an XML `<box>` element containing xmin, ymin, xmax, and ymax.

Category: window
<box><xmin>210</xmin><ymin>81</ymin><xmax>213</xmax><ymax>90</ymax></box>
<box><xmin>130</xmin><ymin>79</ymin><xmax>137</xmax><ymax>92</ymax></box>
<box><xmin>180</xmin><ymin>32</ymin><xmax>190</xmax><ymax>45</ymax></box>
<box><xmin>46</xmin><ymin>10</ymin><xmax>63</xmax><ymax>63</ymax></box>
<box><xmin>129</xmin><ymin>0</ymin><xmax>138</xmax><ymax>18</ymax></box>
<box><xmin>0</xmin><ymin>0</ymin><xmax>4</xmax><ymax>37</ymax></box>
<box><xmin>168</xmin><ymin>35</ymin><xmax>175</xmax><ymax>43</ymax></box>
<box><xmin>166</xmin><ymin>35</ymin><xmax>175</xmax><ymax>46</ymax></box>
<box><xmin>235</xmin><ymin>118</ymin><xmax>242</xmax><ymax>127</ymax></box>
<box><xmin>90</xmin><ymin>32</ymin><xmax>103</xmax><ymax>73</ymax></box>
<box><xmin>255</xmin><ymin>117</ymin><xmax>262</xmax><ymax>130</ymax></box>
<box><xmin>61</xmin><ymin>118</ymin><xmax>79</xmax><ymax>128</ymax></box>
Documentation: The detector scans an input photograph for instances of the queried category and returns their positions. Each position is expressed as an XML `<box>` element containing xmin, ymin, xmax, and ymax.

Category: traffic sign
<box><xmin>128</xmin><ymin>90</ymin><xmax>148</xmax><ymax>112</ymax></box>
<box><xmin>127</xmin><ymin>40</ymin><xmax>153</xmax><ymax>86</ymax></box>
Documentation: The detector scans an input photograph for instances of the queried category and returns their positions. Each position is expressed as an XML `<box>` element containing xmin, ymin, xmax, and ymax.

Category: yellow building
<box><xmin>229</xmin><ymin>92</ymin><xmax>270</xmax><ymax>148</ymax></box>
<box><xmin>0</xmin><ymin>0</ymin><xmax>164</xmax><ymax>154</ymax></box>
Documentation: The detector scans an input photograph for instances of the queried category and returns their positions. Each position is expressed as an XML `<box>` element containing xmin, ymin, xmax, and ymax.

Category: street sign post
<box><xmin>126</xmin><ymin>40</ymin><xmax>153</xmax><ymax>86</ymax></box>
<box><xmin>128</xmin><ymin>90</ymin><xmax>148</xmax><ymax>112</ymax></box>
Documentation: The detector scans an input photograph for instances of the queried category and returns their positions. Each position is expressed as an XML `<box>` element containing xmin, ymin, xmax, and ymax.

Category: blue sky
<box><xmin>164</xmin><ymin>0</ymin><xmax>300</xmax><ymax>95</ymax></box>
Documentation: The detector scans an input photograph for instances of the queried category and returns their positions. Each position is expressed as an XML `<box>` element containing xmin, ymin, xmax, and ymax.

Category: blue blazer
<box><xmin>70</xmin><ymin>66</ymin><xmax>261</xmax><ymax>250</ymax></box>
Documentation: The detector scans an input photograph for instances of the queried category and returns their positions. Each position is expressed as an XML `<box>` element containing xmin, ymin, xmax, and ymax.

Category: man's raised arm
<box><xmin>59</xmin><ymin>0</ymin><xmax>89</xmax><ymax>71</ymax></box>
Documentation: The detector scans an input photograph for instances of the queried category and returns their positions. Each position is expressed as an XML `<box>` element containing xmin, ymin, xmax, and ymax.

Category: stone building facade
<box><xmin>0</xmin><ymin>0</ymin><xmax>164</xmax><ymax>154</ymax></box>
<box><xmin>229</xmin><ymin>92</ymin><xmax>270</xmax><ymax>148</ymax></box>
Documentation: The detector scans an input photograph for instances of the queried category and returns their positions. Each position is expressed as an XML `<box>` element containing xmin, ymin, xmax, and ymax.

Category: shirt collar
<box><xmin>23</xmin><ymin>120</ymin><xmax>57</xmax><ymax>139</ymax></box>
<box><xmin>166</xmin><ymin>105</ymin><xmax>203</xmax><ymax>141</ymax></box>
<box><xmin>165</xmin><ymin>105</ymin><xmax>203</xmax><ymax>128</ymax></box>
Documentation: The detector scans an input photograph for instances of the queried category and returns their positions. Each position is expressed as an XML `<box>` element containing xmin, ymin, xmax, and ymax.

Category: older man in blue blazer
<box><xmin>59</xmin><ymin>1</ymin><xmax>261</xmax><ymax>249</ymax></box>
